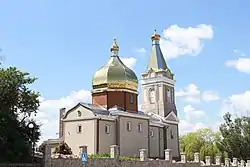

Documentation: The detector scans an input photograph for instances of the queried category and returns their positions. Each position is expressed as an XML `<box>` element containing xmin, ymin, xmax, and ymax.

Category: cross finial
<box><xmin>111</xmin><ymin>38</ymin><xmax>119</xmax><ymax>52</ymax></box>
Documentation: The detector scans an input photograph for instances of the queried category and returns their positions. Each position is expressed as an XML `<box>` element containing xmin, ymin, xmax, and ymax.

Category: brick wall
<box><xmin>92</xmin><ymin>91</ymin><xmax>138</xmax><ymax>112</ymax></box>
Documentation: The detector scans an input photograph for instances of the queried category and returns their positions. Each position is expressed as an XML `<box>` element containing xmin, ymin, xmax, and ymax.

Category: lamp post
<box><xmin>28</xmin><ymin>122</ymin><xmax>35</xmax><ymax>165</ymax></box>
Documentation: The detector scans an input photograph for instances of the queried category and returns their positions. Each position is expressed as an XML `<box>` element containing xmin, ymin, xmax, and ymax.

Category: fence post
<box><xmin>79</xmin><ymin>145</ymin><xmax>88</xmax><ymax>155</ymax></box>
<box><xmin>110</xmin><ymin>145</ymin><xmax>119</xmax><ymax>160</ymax></box>
<box><xmin>246</xmin><ymin>160</ymin><xmax>250</xmax><ymax>167</ymax></box>
<box><xmin>194</xmin><ymin>152</ymin><xmax>200</xmax><ymax>163</ymax></box>
<box><xmin>205</xmin><ymin>156</ymin><xmax>211</xmax><ymax>166</ymax></box>
<box><xmin>180</xmin><ymin>153</ymin><xmax>187</xmax><ymax>163</ymax></box>
<box><xmin>240</xmin><ymin>160</ymin><xmax>245</xmax><ymax>167</ymax></box>
<box><xmin>43</xmin><ymin>142</ymin><xmax>52</xmax><ymax>167</ymax></box>
<box><xmin>232</xmin><ymin>158</ymin><xmax>238</xmax><ymax>167</ymax></box>
<box><xmin>165</xmin><ymin>149</ymin><xmax>172</xmax><ymax>162</ymax></box>
<box><xmin>139</xmin><ymin>149</ymin><xmax>148</xmax><ymax>161</ymax></box>
<box><xmin>225</xmin><ymin>158</ymin><xmax>230</xmax><ymax>167</ymax></box>
<box><xmin>215</xmin><ymin>156</ymin><xmax>221</xmax><ymax>165</ymax></box>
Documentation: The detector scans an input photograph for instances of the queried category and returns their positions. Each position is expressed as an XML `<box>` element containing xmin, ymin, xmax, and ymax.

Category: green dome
<box><xmin>92</xmin><ymin>39</ymin><xmax>138</xmax><ymax>91</ymax></box>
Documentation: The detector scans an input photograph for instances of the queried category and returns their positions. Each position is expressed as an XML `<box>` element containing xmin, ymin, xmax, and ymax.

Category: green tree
<box><xmin>0</xmin><ymin>67</ymin><xmax>41</xmax><ymax>162</ymax></box>
<box><xmin>218</xmin><ymin>112</ymin><xmax>250</xmax><ymax>160</ymax></box>
<box><xmin>180</xmin><ymin>128</ymin><xmax>222</xmax><ymax>161</ymax></box>
<box><xmin>53</xmin><ymin>142</ymin><xmax>72</xmax><ymax>155</ymax></box>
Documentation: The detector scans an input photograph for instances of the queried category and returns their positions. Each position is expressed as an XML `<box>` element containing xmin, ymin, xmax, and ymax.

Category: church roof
<box><xmin>147</xmin><ymin>30</ymin><xmax>168</xmax><ymax>71</ymax></box>
<box><xmin>147</xmin><ymin>30</ymin><xmax>174</xmax><ymax>76</ymax></box>
<box><xmin>79</xmin><ymin>102</ymin><xmax>110</xmax><ymax>116</ymax></box>
<box><xmin>63</xmin><ymin>103</ymin><xmax>177</xmax><ymax>126</ymax></box>
<box><xmin>92</xmin><ymin>39</ymin><xmax>138</xmax><ymax>92</ymax></box>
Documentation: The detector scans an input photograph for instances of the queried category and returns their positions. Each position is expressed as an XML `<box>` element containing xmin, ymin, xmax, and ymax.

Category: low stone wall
<box><xmin>43</xmin><ymin>144</ymin><xmax>250</xmax><ymax>167</ymax></box>
<box><xmin>50</xmin><ymin>158</ymin><xmax>202</xmax><ymax>167</ymax></box>
<box><xmin>0</xmin><ymin>163</ymin><xmax>41</xmax><ymax>167</ymax></box>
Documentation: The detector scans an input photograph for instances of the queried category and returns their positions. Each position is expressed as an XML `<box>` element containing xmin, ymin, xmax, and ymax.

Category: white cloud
<box><xmin>179</xmin><ymin>104</ymin><xmax>212</xmax><ymax>135</ymax></box>
<box><xmin>184</xmin><ymin>96</ymin><xmax>200</xmax><ymax>103</ymax></box>
<box><xmin>120</xmin><ymin>57</ymin><xmax>137</xmax><ymax>69</ymax></box>
<box><xmin>175</xmin><ymin>84</ymin><xmax>200</xmax><ymax>97</ymax></box>
<box><xmin>35</xmin><ymin>89</ymin><xmax>91</xmax><ymax>144</ymax></box>
<box><xmin>221</xmin><ymin>90</ymin><xmax>250</xmax><ymax>117</ymax></box>
<box><xmin>202</xmin><ymin>91</ymin><xmax>219</xmax><ymax>101</ymax></box>
<box><xmin>176</xmin><ymin>84</ymin><xmax>219</xmax><ymax>103</ymax></box>
<box><xmin>183</xmin><ymin>104</ymin><xmax>206</xmax><ymax>122</ymax></box>
<box><xmin>160</xmin><ymin>24</ymin><xmax>214</xmax><ymax>60</ymax></box>
<box><xmin>225</xmin><ymin>58</ymin><xmax>250</xmax><ymax>74</ymax></box>
<box><xmin>136</xmin><ymin>48</ymin><xmax>147</xmax><ymax>53</ymax></box>
<box><xmin>179</xmin><ymin>120</ymin><xmax>206</xmax><ymax>135</ymax></box>
<box><xmin>179</xmin><ymin>104</ymin><xmax>207</xmax><ymax>134</ymax></box>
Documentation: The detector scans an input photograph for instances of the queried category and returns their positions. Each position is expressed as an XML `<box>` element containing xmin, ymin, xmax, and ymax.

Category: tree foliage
<box><xmin>0</xmin><ymin>67</ymin><xmax>41</xmax><ymax>162</ymax></box>
<box><xmin>53</xmin><ymin>142</ymin><xmax>72</xmax><ymax>155</ymax></box>
<box><xmin>180</xmin><ymin>128</ymin><xmax>222</xmax><ymax>161</ymax></box>
<box><xmin>38</xmin><ymin>142</ymin><xmax>46</xmax><ymax>153</ymax></box>
<box><xmin>218</xmin><ymin>112</ymin><xmax>250</xmax><ymax>160</ymax></box>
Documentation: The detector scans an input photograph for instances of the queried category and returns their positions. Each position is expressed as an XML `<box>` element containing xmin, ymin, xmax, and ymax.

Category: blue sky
<box><xmin>0</xmin><ymin>0</ymin><xmax>249</xmax><ymax>139</ymax></box>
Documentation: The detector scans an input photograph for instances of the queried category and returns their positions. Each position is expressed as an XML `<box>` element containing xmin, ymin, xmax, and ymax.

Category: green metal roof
<box><xmin>147</xmin><ymin>42</ymin><xmax>168</xmax><ymax>71</ymax></box>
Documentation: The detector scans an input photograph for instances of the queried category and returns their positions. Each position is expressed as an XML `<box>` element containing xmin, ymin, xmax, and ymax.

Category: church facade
<box><xmin>58</xmin><ymin>31</ymin><xmax>180</xmax><ymax>159</ymax></box>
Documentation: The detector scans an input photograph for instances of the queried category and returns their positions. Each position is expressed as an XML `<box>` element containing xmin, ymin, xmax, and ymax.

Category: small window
<box><xmin>170</xmin><ymin>130</ymin><xmax>174</xmax><ymax>139</ymax></box>
<box><xmin>138</xmin><ymin>123</ymin><xmax>142</xmax><ymax>132</ymax></box>
<box><xmin>126</xmin><ymin>121</ymin><xmax>131</xmax><ymax>131</ymax></box>
<box><xmin>77</xmin><ymin>110</ymin><xmax>82</xmax><ymax>117</ymax></box>
<box><xmin>105</xmin><ymin>125</ymin><xmax>110</xmax><ymax>134</ymax></box>
<box><xmin>129</xmin><ymin>95</ymin><xmax>134</xmax><ymax>104</ymax></box>
<box><xmin>77</xmin><ymin>125</ymin><xmax>82</xmax><ymax>133</ymax></box>
<box><xmin>150</xmin><ymin>129</ymin><xmax>154</xmax><ymax>137</ymax></box>
<box><xmin>167</xmin><ymin>89</ymin><xmax>172</xmax><ymax>103</ymax></box>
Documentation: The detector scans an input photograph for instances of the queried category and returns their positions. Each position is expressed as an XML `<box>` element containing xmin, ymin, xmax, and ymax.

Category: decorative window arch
<box><xmin>149</xmin><ymin>88</ymin><xmax>156</xmax><ymax>104</ymax></box>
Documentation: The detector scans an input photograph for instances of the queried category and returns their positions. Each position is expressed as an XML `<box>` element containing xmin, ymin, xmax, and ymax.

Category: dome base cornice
<box><xmin>92</xmin><ymin>87</ymin><xmax>138</xmax><ymax>95</ymax></box>
<box><xmin>93</xmin><ymin>80</ymin><xmax>138</xmax><ymax>92</ymax></box>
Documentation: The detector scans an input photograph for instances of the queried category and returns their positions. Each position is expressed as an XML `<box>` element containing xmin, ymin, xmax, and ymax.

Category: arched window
<box><xmin>149</xmin><ymin>88</ymin><xmax>156</xmax><ymax>103</ymax></box>
<box><xmin>167</xmin><ymin>89</ymin><xmax>172</xmax><ymax>103</ymax></box>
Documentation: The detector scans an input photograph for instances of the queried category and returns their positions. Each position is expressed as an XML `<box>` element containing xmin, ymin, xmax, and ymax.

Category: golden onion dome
<box><xmin>92</xmin><ymin>39</ymin><xmax>138</xmax><ymax>91</ymax></box>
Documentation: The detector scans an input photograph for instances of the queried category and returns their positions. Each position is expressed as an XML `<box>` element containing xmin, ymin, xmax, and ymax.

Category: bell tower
<box><xmin>141</xmin><ymin>30</ymin><xmax>177</xmax><ymax>117</ymax></box>
<box><xmin>141</xmin><ymin>30</ymin><xmax>180</xmax><ymax>159</ymax></box>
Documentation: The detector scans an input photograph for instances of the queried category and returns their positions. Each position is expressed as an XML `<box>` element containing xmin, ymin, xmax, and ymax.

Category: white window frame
<box><xmin>126</xmin><ymin>121</ymin><xmax>131</xmax><ymax>131</ymax></box>
<box><xmin>77</xmin><ymin>124</ymin><xmax>82</xmax><ymax>134</ymax></box>
<box><xmin>105</xmin><ymin>124</ymin><xmax>110</xmax><ymax>134</ymax></box>
<box><xmin>138</xmin><ymin>123</ymin><xmax>142</xmax><ymax>132</ymax></box>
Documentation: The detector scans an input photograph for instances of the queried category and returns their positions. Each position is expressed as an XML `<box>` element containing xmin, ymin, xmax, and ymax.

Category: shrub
<box><xmin>88</xmin><ymin>153</ymin><xmax>111</xmax><ymax>158</ymax></box>
<box><xmin>87</xmin><ymin>153</ymin><xmax>138</xmax><ymax>161</ymax></box>
<box><xmin>119</xmin><ymin>156</ymin><xmax>139</xmax><ymax>161</ymax></box>
<box><xmin>53</xmin><ymin>142</ymin><xmax>72</xmax><ymax>155</ymax></box>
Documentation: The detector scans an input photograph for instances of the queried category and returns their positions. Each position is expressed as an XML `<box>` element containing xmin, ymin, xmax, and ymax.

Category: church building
<box><xmin>58</xmin><ymin>30</ymin><xmax>180</xmax><ymax>159</ymax></box>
